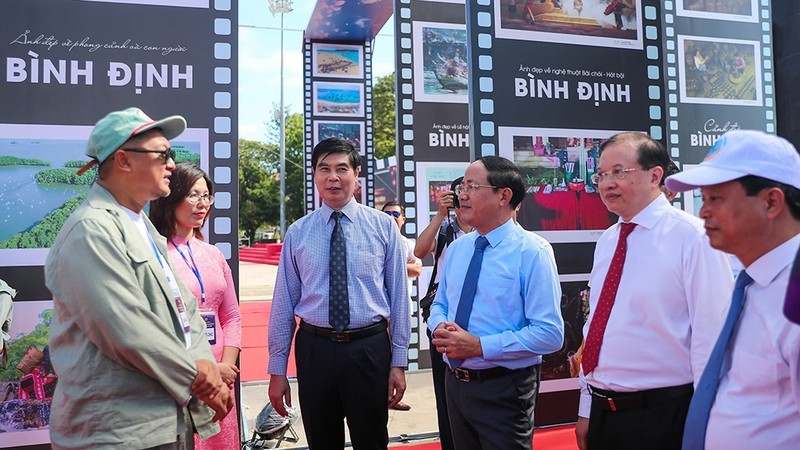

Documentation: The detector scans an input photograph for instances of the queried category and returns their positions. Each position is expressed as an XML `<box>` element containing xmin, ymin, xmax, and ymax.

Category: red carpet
<box><xmin>240</xmin><ymin>301</ymin><xmax>296</xmax><ymax>382</ymax></box>
<box><xmin>388</xmin><ymin>425</ymin><xmax>578</xmax><ymax>449</ymax></box>
<box><xmin>240</xmin><ymin>301</ymin><xmax>578</xmax><ymax>449</ymax></box>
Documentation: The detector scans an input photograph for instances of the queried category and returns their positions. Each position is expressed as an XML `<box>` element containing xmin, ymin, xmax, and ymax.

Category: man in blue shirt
<box><xmin>429</xmin><ymin>156</ymin><xmax>564</xmax><ymax>450</ymax></box>
<box><xmin>268</xmin><ymin>138</ymin><xmax>410</xmax><ymax>449</ymax></box>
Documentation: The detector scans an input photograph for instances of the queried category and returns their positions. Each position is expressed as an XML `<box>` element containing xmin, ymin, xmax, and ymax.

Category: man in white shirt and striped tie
<box><xmin>576</xmin><ymin>132</ymin><xmax>733</xmax><ymax>450</ymax></box>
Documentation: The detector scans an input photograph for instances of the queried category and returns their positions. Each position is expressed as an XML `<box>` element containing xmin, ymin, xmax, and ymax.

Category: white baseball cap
<box><xmin>665</xmin><ymin>130</ymin><xmax>800</xmax><ymax>192</ymax></box>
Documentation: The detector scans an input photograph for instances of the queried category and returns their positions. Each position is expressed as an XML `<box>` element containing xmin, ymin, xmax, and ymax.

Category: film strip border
<box><xmin>641</xmin><ymin>2</ymin><xmax>668</xmax><ymax>153</ymax></box>
<box><xmin>365</xmin><ymin>40</ymin><xmax>376</xmax><ymax>208</ymax></box>
<box><xmin>762</xmin><ymin>0</ymin><xmax>777</xmax><ymax>133</ymax></box>
<box><xmin>303</xmin><ymin>39</ymin><xmax>376</xmax><ymax>213</ymax></box>
<box><xmin>394</xmin><ymin>0</ymin><xmax>422</xmax><ymax>370</ymax></box>
<box><xmin>304</xmin><ymin>38</ymin><xmax>314</xmax><ymax>212</ymax></box>
<box><xmin>465</xmin><ymin>0</ymin><xmax>499</xmax><ymax>159</ymax></box>
<box><xmin>208</xmin><ymin>0</ymin><xmax>239</xmax><ymax>281</ymax></box>
<box><xmin>661</xmin><ymin>0</ymin><xmax>776</xmax><ymax>167</ymax></box>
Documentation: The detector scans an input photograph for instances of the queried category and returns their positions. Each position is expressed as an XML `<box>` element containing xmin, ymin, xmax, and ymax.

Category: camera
<box><xmin>449</xmin><ymin>176</ymin><xmax>463</xmax><ymax>209</ymax></box>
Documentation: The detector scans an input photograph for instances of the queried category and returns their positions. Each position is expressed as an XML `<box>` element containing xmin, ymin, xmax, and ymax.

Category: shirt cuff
<box><xmin>391</xmin><ymin>349</ymin><xmax>409</xmax><ymax>368</ymax></box>
<box><xmin>427</xmin><ymin>318</ymin><xmax>443</xmax><ymax>334</ymax></box>
<box><xmin>268</xmin><ymin>358</ymin><xmax>288</xmax><ymax>376</ymax></box>
<box><xmin>479</xmin><ymin>334</ymin><xmax>502</xmax><ymax>361</ymax></box>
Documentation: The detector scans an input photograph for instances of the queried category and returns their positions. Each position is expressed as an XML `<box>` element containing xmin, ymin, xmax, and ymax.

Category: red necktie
<box><xmin>582</xmin><ymin>222</ymin><xmax>637</xmax><ymax>375</ymax></box>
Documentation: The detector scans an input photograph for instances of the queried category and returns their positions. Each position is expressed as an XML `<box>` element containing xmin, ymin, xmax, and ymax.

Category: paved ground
<box><xmin>237</xmin><ymin>261</ymin><xmax>442</xmax><ymax>449</ymax></box>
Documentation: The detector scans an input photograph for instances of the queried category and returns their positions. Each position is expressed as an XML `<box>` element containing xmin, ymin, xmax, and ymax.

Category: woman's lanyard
<box><xmin>171</xmin><ymin>239</ymin><xmax>206</xmax><ymax>304</ymax></box>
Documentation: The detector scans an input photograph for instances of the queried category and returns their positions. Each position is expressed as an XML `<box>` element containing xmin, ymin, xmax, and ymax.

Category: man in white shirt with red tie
<box><xmin>666</xmin><ymin>130</ymin><xmax>800</xmax><ymax>450</ymax></box>
<box><xmin>575</xmin><ymin>132</ymin><xmax>733</xmax><ymax>450</ymax></box>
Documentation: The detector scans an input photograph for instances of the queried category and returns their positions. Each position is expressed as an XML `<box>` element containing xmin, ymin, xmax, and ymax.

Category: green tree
<box><xmin>238</xmin><ymin>139</ymin><xmax>276</xmax><ymax>244</ymax></box>
<box><xmin>281</xmin><ymin>113</ymin><xmax>305</xmax><ymax>225</ymax></box>
<box><xmin>373</xmin><ymin>72</ymin><xmax>397</xmax><ymax>159</ymax></box>
<box><xmin>238</xmin><ymin>111</ymin><xmax>305</xmax><ymax>243</ymax></box>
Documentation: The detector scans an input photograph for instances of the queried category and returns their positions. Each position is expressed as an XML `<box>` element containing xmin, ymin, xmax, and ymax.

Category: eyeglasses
<box><xmin>384</xmin><ymin>210</ymin><xmax>402</xmax><ymax>218</ymax></box>
<box><xmin>590</xmin><ymin>167</ymin><xmax>647</xmax><ymax>185</ymax></box>
<box><xmin>121</xmin><ymin>147</ymin><xmax>176</xmax><ymax>164</ymax></box>
<box><xmin>186</xmin><ymin>192</ymin><xmax>215</xmax><ymax>205</ymax></box>
<box><xmin>454</xmin><ymin>182</ymin><xmax>497</xmax><ymax>196</ymax></box>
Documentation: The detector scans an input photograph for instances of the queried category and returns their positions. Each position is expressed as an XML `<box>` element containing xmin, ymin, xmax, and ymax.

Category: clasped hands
<box><xmin>193</xmin><ymin>359</ymin><xmax>235</xmax><ymax>422</ymax></box>
<box><xmin>431</xmin><ymin>322</ymin><xmax>483</xmax><ymax>360</ymax></box>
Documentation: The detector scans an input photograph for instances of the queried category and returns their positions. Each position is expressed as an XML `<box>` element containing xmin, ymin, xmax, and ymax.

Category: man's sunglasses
<box><xmin>384</xmin><ymin>210</ymin><xmax>402</xmax><ymax>218</ymax></box>
<box><xmin>121</xmin><ymin>147</ymin><xmax>176</xmax><ymax>164</ymax></box>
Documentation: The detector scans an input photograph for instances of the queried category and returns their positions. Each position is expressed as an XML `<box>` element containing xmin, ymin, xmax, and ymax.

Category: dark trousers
<box><xmin>587</xmin><ymin>384</ymin><xmax>693</xmax><ymax>450</ymax></box>
<box><xmin>427</xmin><ymin>328</ymin><xmax>455</xmax><ymax>450</ymax></box>
<box><xmin>295</xmin><ymin>327</ymin><xmax>391</xmax><ymax>450</ymax></box>
<box><xmin>445</xmin><ymin>364</ymin><xmax>540</xmax><ymax>450</ymax></box>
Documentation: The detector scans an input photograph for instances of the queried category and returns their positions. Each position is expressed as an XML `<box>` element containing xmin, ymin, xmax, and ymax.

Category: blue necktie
<box><xmin>448</xmin><ymin>236</ymin><xmax>490</xmax><ymax>369</ymax></box>
<box><xmin>329</xmin><ymin>211</ymin><xmax>350</xmax><ymax>332</ymax></box>
<box><xmin>682</xmin><ymin>271</ymin><xmax>752</xmax><ymax>450</ymax></box>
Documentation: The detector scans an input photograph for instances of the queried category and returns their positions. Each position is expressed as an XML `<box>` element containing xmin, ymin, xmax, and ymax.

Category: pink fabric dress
<box><xmin>168</xmin><ymin>236</ymin><xmax>242</xmax><ymax>450</ymax></box>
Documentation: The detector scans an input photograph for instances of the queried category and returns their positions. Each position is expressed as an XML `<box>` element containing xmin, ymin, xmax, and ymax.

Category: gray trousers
<box><xmin>445</xmin><ymin>364</ymin><xmax>540</xmax><ymax>450</ymax></box>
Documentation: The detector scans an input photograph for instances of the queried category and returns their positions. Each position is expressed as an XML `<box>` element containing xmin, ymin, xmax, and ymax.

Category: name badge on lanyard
<box><xmin>151</xmin><ymin>237</ymin><xmax>192</xmax><ymax>349</ymax></box>
<box><xmin>200</xmin><ymin>309</ymin><xmax>217</xmax><ymax>345</ymax></box>
<box><xmin>172</xmin><ymin>239</ymin><xmax>214</xmax><ymax>344</ymax></box>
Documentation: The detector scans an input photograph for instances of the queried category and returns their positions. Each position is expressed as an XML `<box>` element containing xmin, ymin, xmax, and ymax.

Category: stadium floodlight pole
<box><xmin>268</xmin><ymin>0</ymin><xmax>293</xmax><ymax>240</ymax></box>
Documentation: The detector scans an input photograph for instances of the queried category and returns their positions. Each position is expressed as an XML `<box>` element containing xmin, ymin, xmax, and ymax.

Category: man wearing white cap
<box><xmin>46</xmin><ymin>107</ymin><xmax>231</xmax><ymax>449</ymax></box>
<box><xmin>666</xmin><ymin>130</ymin><xmax>800</xmax><ymax>450</ymax></box>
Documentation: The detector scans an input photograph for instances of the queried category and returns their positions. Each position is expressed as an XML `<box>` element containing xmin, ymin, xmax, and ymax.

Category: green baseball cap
<box><xmin>77</xmin><ymin>107</ymin><xmax>187</xmax><ymax>175</ymax></box>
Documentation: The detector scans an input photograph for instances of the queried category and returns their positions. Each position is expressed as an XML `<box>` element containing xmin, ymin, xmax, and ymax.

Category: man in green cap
<box><xmin>45</xmin><ymin>107</ymin><xmax>231</xmax><ymax>449</ymax></box>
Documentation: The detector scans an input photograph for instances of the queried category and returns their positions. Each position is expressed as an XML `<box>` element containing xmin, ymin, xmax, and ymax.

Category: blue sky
<box><xmin>238</xmin><ymin>0</ymin><xmax>396</xmax><ymax>142</ymax></box>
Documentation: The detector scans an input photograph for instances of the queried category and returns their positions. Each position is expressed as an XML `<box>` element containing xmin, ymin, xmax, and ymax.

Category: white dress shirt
<box><xmin>705</xmin><ymin>234</ymin><xmax>800</xmax><ymax>449</ymax></box>
<box><xmin>579</xmin><ymin>195</ymin><xmax>733</xmax><ymax>417</ymax></box>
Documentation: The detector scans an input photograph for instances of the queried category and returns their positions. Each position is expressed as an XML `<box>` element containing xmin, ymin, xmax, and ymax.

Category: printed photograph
<box><xmin>0</xmin><ymin>124</ymin><xmax>206</xmax><ymax>266</ymax></box>
<box><xmin>312</xmin><ymin>82</ymin><xmax>365</xmax><ymax>117</ymax></box>
<box><xmin>312</xmin><ymin>43</ymin><xmax>364</xmax><ymax>79</ymax></box>
<box><xmin>541</xmin><ymin>279</ymin><xmax>589</xmax><ymax>382</ymax></box>
<box><xmin>314</xmin><ymin>176</ymin><xmax>366</xmax><ymax>209</ymax></box>
<box><xmin>0</xmin><ymin>300</ymin><xmax>55</xmax><ymax>446</ymax></box>
<box><xmin>414</xmin><ymin>162</ymin><xmax>468</xmax><ymax>233</ymax></box>
<box><xmin>413</xmin><ymin>22</ymin><xmax>469</xmax><ymax>103</ymax></box>
<box><xmin>499</xmin><ymin>126</ymin><xmax>623</xmax><ymax>243</ymax></box>
<box><xmin>678</xmin><ymin>36</ymin><xmax>762</xmax><ymax>106</ymax></box>
<box><xmin>373</xmin><ymin>160</ymin><xmax>398</xmax><ymax>208</ymax></box>
<box><xmin>495</xmin><ymin>0</ymin><xmax>643</xmax><ymax>50</ymax></box>
<box><xmin>314</xmin><ymin>121</ymin><xmax>365</xmax><ymax>156</ymax></box>
<box><xmin>676</xmin><ymin>0</ymin><xmax>758</xmax><ymax>23</ymax></box>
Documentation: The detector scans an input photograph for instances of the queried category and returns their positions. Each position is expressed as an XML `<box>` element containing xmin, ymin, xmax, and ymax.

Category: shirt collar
<box><xmin>622</xmin><ymin>194</ymin><xmax>669</xmax><ymax>230</ymax></box>
<box><xmin>745</xmin><ymin>233</ymin><xmax>800</xmax><ymax>288</ymax></box>
<box><xmin>481</xmin><ymin>217</ymin><xmax>516</xmax><ymax>248</ymax></box>
<box><xmin>322</xmin><ymin>197</ymin><xmax>357</xmax><ymax>223</ymax></box>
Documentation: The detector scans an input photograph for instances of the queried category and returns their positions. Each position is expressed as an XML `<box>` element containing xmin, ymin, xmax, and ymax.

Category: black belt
<box><xmin>589</xmin><ymin>383</ymin><xmax>693</xmax><ymax>412</ymax></box>
<box><xmin>448</xmin><ymin>364</ymin><xmax>535</xmax><ymax>383</ymax></box>
<box><xmin>299</xmin><ymin>320</ymin><xmax>387</xmax><ymax>343</ymax></box>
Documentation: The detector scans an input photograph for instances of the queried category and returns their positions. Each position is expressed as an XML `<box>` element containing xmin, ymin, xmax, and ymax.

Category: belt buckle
<box><xmin>332</xmin><ymin>332</ymin><xmax>350</xmax><ymax>342</ymax></box>
<box><xmin>454</xmin><ymin>368</ymin><xmax>471</xmax><ymax>382</ymax></box>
